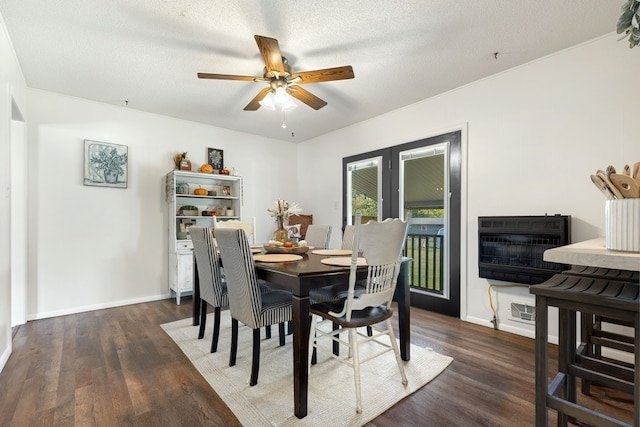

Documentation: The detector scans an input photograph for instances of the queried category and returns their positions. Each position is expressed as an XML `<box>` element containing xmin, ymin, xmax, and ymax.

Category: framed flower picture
<box><xmin>207</xmin><ymin>148</ymin><xmax>224</xmax><ymax>172</ymax></box>
<box><xmin>83</xmin><ymin>140</ymin><xmax>128</xmax><ymax>188</ymax></box>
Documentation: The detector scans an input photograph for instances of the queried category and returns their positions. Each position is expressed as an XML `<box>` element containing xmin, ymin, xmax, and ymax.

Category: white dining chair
<box><xmin>304</xmin><ymin>224</ymin><xmax>332</xmax><ymax>249</ymax></box>
<box><xmin>214</xmin><ymin>216</ymin><xmax>257</xmax><ymax>244</ymax></box>
<box><xmin>308</xmin><ymin>211</ymin><xmax>410</xmax><ymax>413</ymax></box>
<box><xmin>341</xmin><ymin>225</ymin><xmax>356</xmax><ymax>250</ymax></box>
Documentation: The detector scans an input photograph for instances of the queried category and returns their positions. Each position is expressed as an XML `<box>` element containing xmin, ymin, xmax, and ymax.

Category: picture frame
<box><xmin>222</xmin><ymin>185</ymin><xmax>231</xmax><ymax>196</ymax></box>
<box><xmin>207</xmin><ymin>148</ymin><xmax>224</xmax><ymax>172</ymax></box>
<box><xmin>83</xmin><ymin>140</ymin><xmax>128</xmax><ymax>188</ymax></box>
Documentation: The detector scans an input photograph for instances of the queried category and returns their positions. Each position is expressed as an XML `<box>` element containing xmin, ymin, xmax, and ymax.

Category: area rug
<box><xmin>161</xmin><ymin>311</ymin><xmax>452</xmax><ymax>426</ymax></box>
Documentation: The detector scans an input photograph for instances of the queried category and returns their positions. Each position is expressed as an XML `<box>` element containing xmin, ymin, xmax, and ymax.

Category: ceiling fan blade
<box><xmin>288</xmin><ymin>86</ymin><xmax>328</xmax><ymax>110</ymax></box>
<box><xmin>254</xmin><ymin>35</ymin><xmax>285</xmax><ymax>77</ymax></box>
<box><xmin>197</xmin><ymin>73</ymin><xmax>261</xmax><ymax>82</ymax></box>
<box><xmin>290</xmin><ymin>66</ymin><xmax>354</xmax><ymax>84</ymax></box>
<box><xmin>243</xmin><ymin>87</ymin><xmax>272</xmax><ymax>111</ymax></box>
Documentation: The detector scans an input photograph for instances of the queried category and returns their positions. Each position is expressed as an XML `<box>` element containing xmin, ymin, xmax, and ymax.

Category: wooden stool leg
<box><xmin>635</xmin><ymin>313</ymin><xmax>639</xmax><ymax>427</ymax></box>
<box><xmin>534</xmin><ymin>295</ymin><xmax>549</xmax><ymax>427</ymax></box>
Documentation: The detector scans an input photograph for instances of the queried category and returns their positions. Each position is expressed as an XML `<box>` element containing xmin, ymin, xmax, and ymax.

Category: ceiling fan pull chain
<box><xmin>281</xmin><ymin>110</ymin><xmax>287</xmax><ymax>129</ymax></box>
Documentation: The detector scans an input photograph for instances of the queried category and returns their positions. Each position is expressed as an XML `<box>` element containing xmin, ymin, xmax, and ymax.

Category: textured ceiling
<box><xmin>0</xmin><ymin>0</ymin><xmax>622</xmax><ymax>142</ymax></box>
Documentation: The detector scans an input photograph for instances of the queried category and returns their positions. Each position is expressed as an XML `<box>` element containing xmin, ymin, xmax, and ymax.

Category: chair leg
<box><xmin>229</xmin><ymin>318</ymin><xmax>238</xmax><ymax>367</ymax></box>
<box><xmin>287</xmin><ymin>320</ymin><xmax>293</xmax><ymax>335</ymax></box>
<box><xmin>366</xmin><ymin>326</ymin><xmax>373</xmax><ymax>337</ymax></box>
<box><xmin>250</xmin><ymin>328</ymin><xmax>261</xmax><ymax>386</ymax></box>
<box><xmin>386</xmin><ymin>319</ymin><xmax>408</xmax><ymax>385</ymax></box>
<box><xmin>210</xmin><ymin>306</ymin><xmax>221</xmax><ymax>353</ymax></box>
<box><xmin>198</xmin><ymin>300</ymin><xmax>208</xmax><ymax>339</ymax></box>
<box><xmin>265</xmin><ymin>325</ymin><xmax>272</xmax><ymax>339</ymax></box>
<box><xmin>332</xmin><ymin>322</ymin><xmax>340</xmax><ymax>356</ymax></box>
<box><xmin>309</xmin><ymin>314</ymin><xmax>318</xmax><ymax>367</ymax></box>
<box><xmin>279</xmin><ymin>322</ymin><xmax>286</xmax><ymax>346</ymax></box>
<box><xmin>350</xmin><ymin>328</ymin><xmax>362</xmax><ymax>414</ymax></box>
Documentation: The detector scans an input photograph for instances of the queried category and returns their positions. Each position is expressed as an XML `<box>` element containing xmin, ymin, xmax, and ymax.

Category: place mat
<box><xmin>320</xmin><ymin>257</ymin><xmax>367</xmax><ymax>267</ymax></box>
<box><xmin>251</xmin><ymin>248</ymin><xmax>262</xmax><ymax>254</ymax></box>
<box><xmin>312</xmin><ymin>249</ymin><xmax>352</xmax><ymax>256</ymax></box>
<box><xmin>251</xmin><ymin>244</ymin><xmax>264</xmax><ymax>249</ymax></box>
<box><xmin>253</xmin><ymin>254</ymin><xmax>303</xmax><ymax>263</ymax></box>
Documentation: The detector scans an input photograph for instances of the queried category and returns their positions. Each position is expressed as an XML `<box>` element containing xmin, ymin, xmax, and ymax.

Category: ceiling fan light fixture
<box><xmin>281</xmin><ymin>96</ymin><xmax>298</xmax><ymax>112</ymax></box>
<box><xmin>274</xmin><ymin>87</ymin><xmax>289</xmax><ymax>105</ymax></box>
<box><xmin>259</xmin><ymin>92</ymin><xmax>276</xmax><ymax>110</ymax></box>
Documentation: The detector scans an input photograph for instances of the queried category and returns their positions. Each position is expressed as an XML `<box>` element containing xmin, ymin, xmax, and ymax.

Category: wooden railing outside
<box><xmin>403</xmin><ymin>233</ymin><xmax>444</xmax><ymax>294</ymax></box>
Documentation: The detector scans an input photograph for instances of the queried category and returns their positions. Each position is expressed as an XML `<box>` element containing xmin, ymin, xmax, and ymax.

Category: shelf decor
<box><xmin>267</xmin><ymin>199</ymin><xmax>301</xmax><ymax>240</ymax></box>
<box><xmin>207</xmin><ymin>148</ymin><xmax>224</xmax><ymax>172</ymax></box>
<box><xmin>83</xmin><ymin>140</ymin><xmax>128</xmax><ymax>188</ymax></box>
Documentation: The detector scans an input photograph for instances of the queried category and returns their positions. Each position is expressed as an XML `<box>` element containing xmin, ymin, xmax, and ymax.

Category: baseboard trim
<box><xmin>464</xmin><ymin>315</ymin><xmax>559</xmax><ymax>345</ymax></box>
<box><xmin>26</xmin><ymin>293</ymin><xmax>173</xmax><ymax>321</ymax></box>
<box><xmin>0</xmin><ymin>342</ymin><xmax>12</xmax><ymax>374</ymax></box>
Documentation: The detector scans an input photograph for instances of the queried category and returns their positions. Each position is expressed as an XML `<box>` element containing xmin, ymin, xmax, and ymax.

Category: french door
<box><xmin>343</xmin><ymin>131</ymin><xmax>461</xmax><ymax>317</ymax></box>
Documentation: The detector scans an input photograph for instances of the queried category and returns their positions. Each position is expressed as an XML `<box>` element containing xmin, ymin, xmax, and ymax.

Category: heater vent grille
<box><xmin>510</xmin><ymin>302</ymin><xmax>536</xmax><ymax>324</ymax></box>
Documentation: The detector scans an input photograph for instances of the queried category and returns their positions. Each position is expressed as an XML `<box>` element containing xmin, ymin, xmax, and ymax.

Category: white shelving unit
<box><xmin>164</xmin><ymin>170</ymin><xmax>243</xmax><ymax>304</ymax></box>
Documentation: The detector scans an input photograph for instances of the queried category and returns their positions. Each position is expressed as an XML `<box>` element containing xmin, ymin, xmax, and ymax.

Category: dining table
<box><xmin>192</xmin><ymin>250</ymin><xmax>413</xmax><ymax>419</ymax></box>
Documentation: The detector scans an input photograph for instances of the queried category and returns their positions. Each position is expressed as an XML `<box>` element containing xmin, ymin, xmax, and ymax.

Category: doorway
<box><xmin>343</xmin><ymin>131</ymin><xmax>461</xmax><ymax>317</ymax></box>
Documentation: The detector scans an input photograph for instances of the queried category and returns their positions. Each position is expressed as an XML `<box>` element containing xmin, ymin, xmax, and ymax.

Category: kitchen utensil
<box><xmin>596</xmin><ymin>171</ymin><xmax>624</xmax><ymax>199</ymax></box>
<box><xmin>633</xmin><ymin>162</ymin><xmax>640</xmax><ymax>181</ymax></box>
<box><xmin>606</xmin><ymin>165</ymin><xmax>616</xmax><ymax>177</ymax></box>
<box><xmin>590</xmin><ymin>174</ymin><xmax>615</xmax><ymax>199</ymax></box>
<box><xmin>609</xmin><ymin>173</ymin><xmax>640</xmax><ymax>198</ymax></box>
<box><xmin>622</xmin><ymin>164</ymin><xmax>631</xmax><ymax>176</ymax></box>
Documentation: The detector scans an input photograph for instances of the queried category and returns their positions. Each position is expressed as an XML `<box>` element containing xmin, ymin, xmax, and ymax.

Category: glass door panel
<box><xmin>346</xmin><ymin>156</ymin><xmax>382</xmax><ymax>225</ymax></box>
<box><xmin>399</xmin><ymin>143</ymin><xmax>449</xmax><ymax>299</ymax></box>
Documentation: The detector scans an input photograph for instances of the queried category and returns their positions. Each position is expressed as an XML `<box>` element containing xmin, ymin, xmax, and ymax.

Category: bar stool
<box><xmin>530</xmin><ymin>268</ymin><xmax>639</xmax><ymax>427</ymax></box>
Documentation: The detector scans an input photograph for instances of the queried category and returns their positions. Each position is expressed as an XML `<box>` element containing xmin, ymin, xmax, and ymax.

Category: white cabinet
<box><xmin>164</xmin><ymin>170</ymin><xmax>243</xmax><ymax>304</ymax></box>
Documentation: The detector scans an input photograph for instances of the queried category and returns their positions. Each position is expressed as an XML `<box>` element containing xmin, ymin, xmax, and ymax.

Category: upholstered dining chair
<box><xmin>310</xmin><ymin>224</ymin><xmax>362</xmax><ymax>303</ymax></box>
<box><xmin>341</xmin><ymin>224</ymin><xmax>356</xmax><ymax>250</ymax></box>
<box><xmin>215</xmin><ymin>228</ymin><xmax>293</xmax><ymax>386</ymax></box>
<box><xmin>308</xmin><ymin>211</ymin><xmax>410</xmax><ymax>413</ymax></box>
<box><xmin>214</xmin><ymin>217</ymin><xmax>257</xmax><ymax>244</ymax></box>
<box><xmin>304</xmin><ymin>224</ymin><xmax>332</xmax><ymax>249</ymax></box>
<box><xmin>189</xmin><ymin>225</ymin><xmax>228</xmax><ymax>353</ymax></box>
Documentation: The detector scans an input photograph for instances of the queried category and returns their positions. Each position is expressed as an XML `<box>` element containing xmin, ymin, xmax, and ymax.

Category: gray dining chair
<box><xmin>215</xmin><ymin>228</ymin><xmax>293</xmax><ymax>386</ymax></box>
<box><xmin>310</xmin><ymin>224</ymin><xmax>362</xmax><ymax>304</ymax></box>
<box><xmin>304</xmin><ymin>224</ymin><xmax>332</xmax><ymax>249</ymax></box>
<box><xmin>341</xmin><ymin>225</ymin><xmax>356</xmax><ymax>250</ymax></box>
<box><xmin>189</xmin><ymin>226</ymin><xmax>228</xmax><ymax>353</ymax></box>
<box><xmin>308</xmin><ymin>211</ymin><xmax>409</xmax><ymax>413</ymax></box>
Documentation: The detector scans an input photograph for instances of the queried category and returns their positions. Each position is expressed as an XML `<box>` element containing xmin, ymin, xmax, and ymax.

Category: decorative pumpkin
<box><xmin>200</xmin><ymin>163</ymin><xmax>213</xmax><ymax>174</ymax></box>
<box><xmin>193</xmin><ymin>187</ymin><xmax>208</xmax><ymax>196</ymax></box>
<box><xmin>221</xmin><ymin>168</ymin><xmax>230</xmax><ymax>175</ymax></box>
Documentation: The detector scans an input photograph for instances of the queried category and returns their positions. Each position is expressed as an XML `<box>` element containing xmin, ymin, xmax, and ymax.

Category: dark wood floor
<box><xmin>0</xmin><ymin>298</ymin><xmax>633</xmax><ymax>426</ymax></box>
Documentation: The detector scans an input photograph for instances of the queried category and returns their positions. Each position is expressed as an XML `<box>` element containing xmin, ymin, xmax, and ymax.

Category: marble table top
<box><xmin>544</xmin><ymin>237</ymin><xmax>640</xmax><ymax>273</ymax></box>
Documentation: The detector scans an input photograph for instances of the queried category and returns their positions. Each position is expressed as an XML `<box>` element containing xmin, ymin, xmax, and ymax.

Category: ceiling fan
<box><xmin>197</xmin><ymin>35</ymin><xmax>354</xmax><ymax>111</ymax></box>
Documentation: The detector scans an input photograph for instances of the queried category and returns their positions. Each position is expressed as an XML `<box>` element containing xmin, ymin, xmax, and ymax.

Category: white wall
<box><xmin>297</xmin><ymin>33</ymin><xmax>640</xmax><ymax>340</ymax></box>
<box><xmin>26</xmin><ymin>90</ymin><xmax>298</xmax><ymax>319</ymax></box>
<box><xmin>0</xmin><ymin>13</ymin><xmax>28</xmax><ymax>372</ymax></box>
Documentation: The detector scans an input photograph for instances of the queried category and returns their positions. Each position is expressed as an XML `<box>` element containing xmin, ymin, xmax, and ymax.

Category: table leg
<box><xmin>397</xmin><ymin>259</ymin><xmax>411</xmax><ymax>361</ymax></box>
<box><xmin>292</xmin><ymin>294</ymin><xmax>311</xmax><ymax>419</ymax></box>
